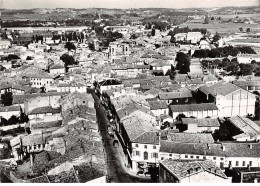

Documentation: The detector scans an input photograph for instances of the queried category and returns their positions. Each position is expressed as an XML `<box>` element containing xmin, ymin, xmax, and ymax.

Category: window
<box><xmin>203</xmin><ymin>156</ymin><xmax>206</xmax><ymax>160</ymax></box>
<box><xmin>136</xmin><ymin>151</ymin><xmax>140</xmax><ymax>156</ymax></box>
<box><xmin>144</xmin><ymin>145</ymin><xmax>147</xmax><ymax>149</ymax></box>
<box><xmin>153</xmin><ymin>146</ymin><xmax>156</xmax><ymax>149</ymax></box>
<box><xmin>144</xmin><ymin>152</ymin><xmax>148</xmax><ymax>160</ymax></box>
<box><xmin>236</xmin><ymin>161</ymin><xmax>239</xmax><ymax>166</ymax></box>
<box><xmin>242</xmin><ymin>161</ymin><xmax>245</xmax><ymax>166</ymax></box>
<box><xmin>161</xmin><ymin>157</ymin><xmax>164</xmax><ymax>160</ymax></box>
<box><xmin>220</xmin><ymin>158</ymin><xmax>224</xmax><ymax>161</ymax></box>
<box><xmin>249</xmin><ymin>161</ymin><xmax>252</xmax><ymax>166</ymax></box>
<box><xmin>169</xmin><ymin>158</ymin><xmax>172</xmax><ymax>160</ymax></box>
<box><xmin>169</xmin><ymin>154</ymin><xmax>172</xmax><ymax>157</ymax></box>
<box><xmin>152</xmin><ymin>153</ymin><xmax>158</xmax><ymax>158</ymax></box>
<box><xmin>83</xmin><ymin>101</ymin><xmax>85</xmax><ymax>104</ymax></box>
<box><xmin>196</xmin><ymin>156</ymin><xmax>200</xmax><ymax>159</ymax></box>
<box><xmin>185</xmin><ymin>155</ymin><xmax>188</xmax><ymax>158</ymax></box>
<box><xmin>213</xmin><ymin>157</ymin><xmax>216</xmax><ymax>160</ymax></box>
<box><xmin>190</xmin><ymin>156</ymin><xmax>194</xmax><ymax>159</ymax></box>
<box><xmin>135</xmin><ymin>144</ymin><xmax>138</xmax><ymax>148</ymax></box>
<box><xmin>229</xmin><ymin>161</ymin><xmax>232</xmax><ymax>166</ymax></box>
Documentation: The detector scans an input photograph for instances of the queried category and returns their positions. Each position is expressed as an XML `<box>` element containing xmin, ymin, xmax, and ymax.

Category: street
<box><xmin>92</xmin><ymin>92</ymin><xmax>153</xmax><ymax>183</ymax></box>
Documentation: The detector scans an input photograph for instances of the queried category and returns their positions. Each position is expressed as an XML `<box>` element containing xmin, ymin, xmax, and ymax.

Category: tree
<box><xmin>239</xmin><ymin>27</ymin><xmax>243</xmax><ymax>32</ymax></box>
<box><xmin>151</xmin><ymin>28</ymin><xmax>155</xmax><ymax>36</ymax></box>
<box><xmin>170</xmin><ymin>35</ymin><xmax>176</xmax><ymax>43</ymax></box>
<box><xmin>8</xmin><ymin>115</ymin><xmax>19</xmax><ymax>125</ymax></box>
<box><xmin>88</xmin><ymin>43</ymin><xmax>95</xmax><ymax>51</ymax></box>
<box><xmin>1</xmin><ymin>91</ymin><xmax>13</xmax><ymax>106</ymax></box>
<box><xmin>212</xmin><ymin>32</ymin><xmax>221</xmax><ymax>43</ymax></box>
<box><xmin>130</xmin><ymin>34</ymin><xmax>138</xmax><ymax>39</ymax></box>
<box><xmin>7</xmin><ymin>54</ymin><xmax>20</xmax><ymax>61</ymax></box>
<box><xmin>239</xmin><ymin>63</ymin><xmax>253</xmax><ymax>76</ymax></box>
<box><xmin>175</xmin><ymin>52</ymin><xmax>191</xmax><ymax>74</ymax></box>
<box><xmin>60</xmin><ymin>54</ymin><xmax>76</xmax><ymax>72</ymax></box>
<box><xmin>246</xmin><ymin>28</ymin><xmax>251</xmax><ymax>33</ymax></box>
<box><xmin>65</xmin><ymin>42</ymin><xmax>76</xmax><ymax>51</ymax></box>
<box><xmin>204</xmin><ymin>15</ymin><xmax>209</xmax><ymax>24</ymax></box>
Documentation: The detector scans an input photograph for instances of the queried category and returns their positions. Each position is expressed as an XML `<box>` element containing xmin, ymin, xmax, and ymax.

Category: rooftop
<box><xmin>170</xmin><ymin>103</ymin><xmax>218</xmax><ymax>113</ymax></box>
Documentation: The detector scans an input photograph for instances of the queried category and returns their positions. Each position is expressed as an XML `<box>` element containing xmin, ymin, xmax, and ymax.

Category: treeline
<box><xmin>193</xmin><ymin>46</ymin><xmax>256</xmax><ymax>58</ymax></box>
<box><xmin>168</xmin><ymin>26</ymin><xmax>207</xmax><ymax>36</ymax></box>
<box><xmin>201</xmin><ymin>58</ymin><xmax>260</xmax><ymax>76</ymax></box>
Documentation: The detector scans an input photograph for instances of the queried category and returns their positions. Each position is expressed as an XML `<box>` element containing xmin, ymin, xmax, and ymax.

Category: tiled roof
<box><xmin>22</xmin><ymin>133</ymin><xmax>51</xmax><ymax>146</ymax></box>
<box><xmin>170</xmin><ymin>103</ymin><xmax>218</xmax><ymax>113</ymax></box>
<box><xmin>199</xmin><ymin>81</ymin><xmax>241</xmax><ymax>96</ymax></box>
<box><xmin>181</xmin><ymin>118</ymin><xmax>220</xmax><ymax>127</ymax></box>
<box><xmin>0</xmin><ymin>106</ymin><xmax>20</xmax><ymax>112</ymax></box>
<box><xmin>117</xmin><ymin>103</ymin><xmax>151</xmax><ymax>120</ymax></box>
<box><xmin>50</xmin><ymin>64</ymin><xmax>64</xmax><ymax>69</ymax></box>
<box><xmin>160</xmin><ymin>159</ymin><xmax>227</xmax><ymax>180</ymax></box>
<box><xmin>28</xmin><ymin>106</ymin><xmax>61</xmax><ymax>115</ymax></box>
<box><xmin>228</xmin><ymin>116</ymin><xmax>260</xmax><ymax>135</ymax></box>
<box><xmin>132</xmin><ymin>131</ymin><xmax>159</xmax><ymax>145</ymax></box>
<box><xmin>167</xmin><ymin>133</ymin><xmax>214</xmax><ymax>144</ymax></box>
<box><xmin>122</xmin><ymin>115</ymin><xmax>157</xmax><ymax>141</ymax></box>
<box><xmin>160</xmin><ymin>141</ymin><xmax>260</xmax><ymax>157</ymax></box>
<box><xmin>159</xmin><ymin>88</ymin><xmax>192</xmax><ymax>100</ymax></box>
<box><xmin>149</xmin><ymin>100</ymin><xmax>168</xmax><ymax>110</ymax></box>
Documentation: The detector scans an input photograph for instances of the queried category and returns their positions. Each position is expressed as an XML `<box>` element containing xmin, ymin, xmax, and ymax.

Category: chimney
<box><xmin>188</xmin><ymin>168</ymin><xmax>194</xmax><ymax>174</ymax></box>
<box><xmin>248</xmin><ymin>144</ymin><xmax>253</xmax><ymax>149</ymax></box>
<box><xmin>207</xmin><ymin>143</ymin><xmax>211</xmax><ymax>149</ymax></box>
<box><xmin>221</xmin><ymin>145</ymin><xmax>225</xmax><ymax>151</ymax></box>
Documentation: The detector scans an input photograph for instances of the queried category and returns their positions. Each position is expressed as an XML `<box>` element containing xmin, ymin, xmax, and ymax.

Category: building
<box><xmin>0</xmin><ymin>106</ymin><xmax>21</xmax><ymax>120</ymax></box>
<box><xmin>197</xmin><ymin>81</ymin><xmax>256</xmax><ymax>117</ymax></box>
<box><xmin>158</xmin><ymin>88</ymin><xmax>193</xmax><ymax>105</ymax></box>
<box><xmin>169</xmin><ymin>103</ymin><xmax>219</xmax><ymax>120</ymax></box>
<box><xmin>186</xmin><ymin>32</ymin><xmax>203</xmax><ymax>44</ymax></box>
<box><xmin>181</xmin><ymin>118</ymin><xmax>220</xmax><ymax>133</ymax></box>
<box><xmin>237</xmin><ymin>54</ymin><xmax>260</xmax><ymax>64</ymax></box>
<box><xmin>131</xmin><ymin>131</ymin><xmax>160</xmax><ymax>172</ymax></box>
<box><xmin>160</xmin><ymin>141</ymin><xmax>260</xmax><ymax>169</ymax></box>
<box><xmin>228</xmin><ymin>116</ymin><xmax>260</xmax><ymax>142</ymax></box>
<box><xmin>49</xmin><ymin>64</ymin><xmax>65</xmax><ymax>76</ymax></box>
<box><xmin>148</xmin><ymin>100</ymin><xmax>169</xmax><ymax>117</ymax></box>
<box><xmin>159</xmin><ymin>159</ymin><xmax>230</xmax><ymax>183</ymax></box>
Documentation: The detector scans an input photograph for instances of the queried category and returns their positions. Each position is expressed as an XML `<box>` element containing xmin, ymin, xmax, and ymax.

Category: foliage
<box><xmin>192</xmin><ymin>46</ymin><xmax>256</xmax><ymax>58</ymax></box>
<box><xmin>151</xmin><ymin>28</ymin><xmax>155</xmax><ymax>36</ymax></box>
<box><xmin>212</xmin><ymin>32</ymin><xmax>221</xmax><ymax>42</ymax></box>
<box><xmin>65</xmin><ymin>42</ymin><xmax>76</xmax><ymax>51</ymax></box>
<box><xmin>168</xmin><ymin>26</ymin><xmax>207</xmax><ymax>36</ymax></box>
<box><xmin>7</xmin><ymin>54</ymin><xmax>20</xmax><ymax>61</ymax></box>
<box><xmin>60</xmin><ymin>54</ymin><xmax>76</xmax><ymax>72</ymax></box>
<box><xmin>175</xmin><ymin>52</ymin><xmax>191</xmax><ymax>74</ymax></box>
<box><xmin>1</xmin><ymin>91</ymin><xmax>13</xmax><ymax>106</ymax></box>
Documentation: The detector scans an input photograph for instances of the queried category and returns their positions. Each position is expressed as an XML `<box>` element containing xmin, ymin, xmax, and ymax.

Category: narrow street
<box><xmin>92</xmin><ymin>92</ymin><xmax>152</xmax><ymax>183</ymax></box>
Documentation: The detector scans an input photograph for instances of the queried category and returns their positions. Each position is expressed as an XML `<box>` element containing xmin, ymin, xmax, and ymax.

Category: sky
<box><xmin>0</xmin><ymin>0</ymin><xmax>259</xmax><ymax>9</ymax></box>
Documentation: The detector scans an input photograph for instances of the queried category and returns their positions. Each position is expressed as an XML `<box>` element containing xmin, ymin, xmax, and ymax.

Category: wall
<box><xmin>181</xmin><ymin>171</ymin><xmax>230</xmax><ymax>183</ymax></box>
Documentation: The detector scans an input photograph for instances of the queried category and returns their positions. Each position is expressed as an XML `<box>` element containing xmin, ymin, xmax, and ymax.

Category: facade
<box><xmin>181</xmin><ymin>118</ymin><xmax>220</xmax><ymax>133</ymax></box>
<box><xmin>169</xmin><ymin>103</ymin><xmax>219</xmax><ymax>120</ymax></box>
<box><xmin>160</xmin><ymin>141</ymin><xmax>260</xmax><ymax>169</ymax></box>
<box><xmin>198</xmin><ymin>81</ymin><xmax>256</xmax><ymax>117</ymax></box>
<box><xmin>187</xmin><ymin>32</ymin><xmax>203</xmax><ymax>44</ymax></box>
<box><xmin>237</xmin><ymin>54</ymin><xmax>260</xmax><ymax>64</ymax></box>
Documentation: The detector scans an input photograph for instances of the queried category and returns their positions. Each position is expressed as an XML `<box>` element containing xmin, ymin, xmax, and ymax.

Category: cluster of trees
<box><xmin>60</xmin><ymin>54</ymin><xmax>76</xmax><ymax>72</ymax></box>
<box><xmin>175</xmin><ymin>52</ymin><xmax>191</xmax><ymax>74</ymax></box>
<box><xmin>168</xmin><ymin>26</ymin><xmax>207</xmax><ymax>36</ymax></box>
<box><xmin>145</xmin><ymin>21</ymin><xmax>171</xmax><ymax>31</ymax></box>
<box><xmin>193</xmin><ymin>46</ymin><xmax>256</xmax><ymax>58</ymax></box>
<box><xmin>1</xmin><ymin>91</ymin><xmax>13</xmax><ymax>106</ymax></box>
<box><xmin>201</xmin><ymin>58</ymin><xmax>260</xmax><ymax>76</ymax></box>
<box><xmin>98</xmin><ymin>31</ymin><xmax>123</xmax><ymax>48</ymax></box>
<box><xmin>0</xmin><ymin>112</ymin><xmax>29</xmax><ymax>127</ymax></box>
<box><xmin>64</xmin><ymin>42</ymin><xmax>76</xmax><ymax>51</ymax></box>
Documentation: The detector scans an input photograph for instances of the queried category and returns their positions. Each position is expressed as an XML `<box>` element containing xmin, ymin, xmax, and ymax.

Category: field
<box><xmin>180</xmin><ymin>22</ymin><xmax>260</xmax><ymax>34</ymax></box>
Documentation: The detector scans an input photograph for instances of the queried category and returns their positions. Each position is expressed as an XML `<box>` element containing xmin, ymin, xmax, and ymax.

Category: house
<box><xmin>225</xmin><ymin>167</ymin><xmax>260</xmax><ymax>183</ymax></box>
<box><xmin>187</xmin><ymin>32</ymin><xmax>203</xmax><ymax>44</ymax></box>
<box><xmin>96</xmin><ymin>78</ymin><xmax>123</xmax><ymax>93</ymax></box>
<box><xmin>149</xmin><ymin>59</ymin><xmax>172</xmax><ymax>75</ymax></box>
<box><xmin>159</xmin><ymin>159</ymin><xmax>230</xmax><ymax>183</ymax></box>
<box><xmin>148</xmin><ymin>100</ymin><xmax>169</xmax><ymax>117</ymax></box>
<box><xmin>159</xmin><ymin>141</ymin><xmax>260</xmax><ymax>169</ymax></box>
<box><xmin>174</xmin><ymin>33</ymin><xmax>187</xmax><ymax>42</ymax></box>
<box><xmin>27</xmin><ymin>106</ymin><xmax>62</xmax><ymax>124</ymax></box>
<box><xmin>197</xmin><ymin>81</ymin><xmax>256</xmax><ymax>117</ymax></box>
<box><xmin>158</xmin><ymin>88</ymin><xmax>193</xmax><ymax>105</ymax></box>
<box><xmin>181</xmin><ymin>118</ymin><xmax>220</xmax><ymax>133</ymax></box>
<box><xmin>0</xmin><ymin>106</ymin><xmax>21</xmax><ymax>120</ymax></box>
<box><xmin>24</xmin><ymin>94</ymin><xmax>63</xmax><ymax>123</ymax></box>
<box><xmin>169</xmin><ymin>103</ymin><xmax>219</xmax><ymax>120</ymax></box>
<box><xmin>227</xmin><ymin>116</ymin><xmax>260</xmax><ymax>142</ymax></box>
<box><xmin>119</xmin><ymin>114</ymin><xmax>158</xmax><ymax>170</ymax></box>
<box><xmin>56</xmin><ymin>82</ymin><xmax>87</xmax><ymax>93</ymax></box>
<box><xmin>237</xmin><ymin>54</ymin><xmax>260</xmax><ymax>64</ymax></box>
<box><xmin>233</xmin><ymin>79</ymin><xmax>260</xmax><ymax>93</ymax></box>
<box><xmin>203</xmin><ymin>74</ymin><xmax>218</xmax><ymax>85</ymax></box>
<box><xmin>131</xmin><ymin>131</ymin><xmax>160</xmax><ymax>171</ymax></box>
<box><xmin>25</xmin><ymin>71</ymin><xmax>54</xmax><ymax>91</ymax></box>
<box><xmin>49</xmin><ymin>64</ymin><xmax>65</xmax><ymax>76</ymax></box>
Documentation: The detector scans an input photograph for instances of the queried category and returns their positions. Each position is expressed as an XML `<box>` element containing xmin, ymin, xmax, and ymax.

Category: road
<box><xmin>92</xmin><ymin>92</ymin><xmax>152</xmax><ymax>183</ymax></box>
